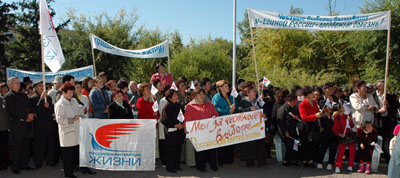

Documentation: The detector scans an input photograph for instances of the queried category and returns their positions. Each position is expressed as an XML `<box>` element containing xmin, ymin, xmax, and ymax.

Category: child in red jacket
<box><xmin>332</xmin><ymin>103</ymin><xmax>355</xmax><ymax>173</ymax></box>
<box><xmin>356</xmin><ymin>121</ymin><xmax>378</xmax><ymax>174</ymax></box>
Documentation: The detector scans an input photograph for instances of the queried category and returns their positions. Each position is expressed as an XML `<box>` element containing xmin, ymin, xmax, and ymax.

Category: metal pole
<box><xmin>232</xmin><ymin>0</ymin><xmax>237</xmax><ymax>89</ymax></box>
<box><xmin>384</xmin><ymin>11</ymin><xmax>391</xmax><ymax>99</ymax></box>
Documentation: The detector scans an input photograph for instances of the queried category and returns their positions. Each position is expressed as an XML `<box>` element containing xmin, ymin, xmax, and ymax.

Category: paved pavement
<box><xmin>0</xmin><ymin>157</ymin><xmax>389</xmax><ymax>178</ymax></box>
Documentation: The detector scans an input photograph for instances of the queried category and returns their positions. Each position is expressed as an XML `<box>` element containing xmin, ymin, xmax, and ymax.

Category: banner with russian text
<box><xmin>248</xmin><ymin>8</ymin><xmax>390</xmax><ymax>31</ymax></box>
<box><xmin>79</xmin><ymin>119</ymin><xmax>156</xmax><ymax>171</ymax></box>
<box><xmin>6</xmin><ymin>65</ymin><xmax>94</xmax><ymax>83</ymax></box>
<box><xmin>91</xmin><ymin>34</ymin><xmax>169</xmax><ymax>58</ymax></box>
<box><xmin>186</xmin><ymin>110</ymin><xmax>265</xmax><ymax>152</ymax></box>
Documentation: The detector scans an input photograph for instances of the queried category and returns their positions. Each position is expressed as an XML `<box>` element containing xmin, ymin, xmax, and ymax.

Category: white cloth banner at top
<box><xmin>91</xmin><ymin>34</ymin><xmax>169</xmax><ymax>58</ymax></box>
<box><xmin>248</xmin><ymin>8</ymin><xmax>390</xmax><ymax>31</ymax></box>
<box><xmin>80</xmin><ymin>119</ymin><xmax>156</xmax><ymax>171</ymax></box>
<box><xmin>39</xmin><ymin>0</ymin><xmax>65</xmax><ymax>73</ymax></box>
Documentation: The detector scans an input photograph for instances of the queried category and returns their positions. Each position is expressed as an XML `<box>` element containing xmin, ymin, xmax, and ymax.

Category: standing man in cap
<box><xmin>30</xmin><ymin>81</ymin><xmax>57</xmax><ymax>169</ymax></box>
<box><xmin>23</xmin><ymin>77</ymin><xmax>32</xmax><ymax>89</ymax></box>
<box><xmin>48</xmin><ymin>76</ymin><xmax>63</xmax><ymax>105</ymax></box>
<box><xmin>4</xmin><ymin>77</ymin><xmax>35</xmax><ymax>174</ymax></box>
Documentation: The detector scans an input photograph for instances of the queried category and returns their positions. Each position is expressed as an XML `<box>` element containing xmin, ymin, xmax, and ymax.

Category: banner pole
<box><xmin>384</xmin><ymin>11</ymin><xmax>391</xmax><ymax>99</ymax></box>
<box><xmin>90</xmin><ymin>34</ymin><xmax>97</xmax><ymax>77</ymax></box>
<box><xmin>248</xmin><ymin>9</ymin><xmax>260</xmax><ymax>93</ymax></box>
<box><xmin>40</xmin><ymin>35</ymin><xmax>47</xmax><ymax>103</ymax></box>
<box><xmin>232</xmin><ymin>0</ymin><xmax>237</xmax><ymax>89</ymax></box>
<box><xmin>168</xmin><ymin>55</ymin><xmax>171</xmax><ymax>73</ymax></box>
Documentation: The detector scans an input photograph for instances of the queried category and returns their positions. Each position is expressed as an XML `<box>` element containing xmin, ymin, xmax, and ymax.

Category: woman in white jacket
<box><xmin>55</xmin><ymin>83</ymin><xmax>95</xmax><ymax>178</ymax></box>
<box><xmin>350</xmin><ymin>81</ymin><xmax>381</xmax><ymax>130</ymax></box>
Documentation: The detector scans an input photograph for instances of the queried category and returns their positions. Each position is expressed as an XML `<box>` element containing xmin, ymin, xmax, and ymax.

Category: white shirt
<box><xmin>54</xmin><ymin>95</ymin><xmax>84</xmax><ymax>147</ymax></box>
<box><xmin>48</xmin><ymin>86</ymin><xmax>59</xmax><ymax>104</ymax></box>
<box><xmin>376</xmin><ymin>91</ymin><xmax>388</xmax><ymax>117</ymax></box>
<box><xmin>350</xmin><ymin>93</ymin><xmax>378</xmax><ymax>130</ymax></box>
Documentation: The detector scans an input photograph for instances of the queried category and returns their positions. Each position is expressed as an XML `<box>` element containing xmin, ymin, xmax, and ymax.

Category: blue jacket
<box><xmin>212</xmin><ymin>93</ymin><xmax>237</xmax><ymax>116</ymax></box>
<box><xmin>89</xmin><ymin>88</ymin><xmax>111</xmax><ymax>115</ymax></box>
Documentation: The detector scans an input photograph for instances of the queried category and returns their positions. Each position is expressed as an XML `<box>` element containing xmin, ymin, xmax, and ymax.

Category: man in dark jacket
<box><xmin>4</xmin><ymin>77</ymin><xmax>35</xmax><ymax>174</ymax></box>
<box><xmin>372</xmin><ymin>80</ymin><xmax>400</xmax><ymax>163</ymax></box>
<box><xmin>30</xmin><ymin>81</ymin><xmax>57</xmax><ymax>169</ymax></box>
<box><xmin>0</xmin><ymin>82</ymin><xmax>10</xmax><ymax>170</ymax></box>
<box><xmin>277</xmin><ymin>93</ymin><xmax>300</xmax><ymax>166</ymax></box>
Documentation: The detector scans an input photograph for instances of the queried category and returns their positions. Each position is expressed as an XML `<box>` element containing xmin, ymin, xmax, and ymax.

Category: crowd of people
<box><xmin>1</xmin><ymin>62</ymin><xmax>400</xmax><ymax>178</ymax></box>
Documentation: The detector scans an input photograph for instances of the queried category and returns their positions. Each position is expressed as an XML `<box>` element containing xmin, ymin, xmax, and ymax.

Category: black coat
<box><xmin>4</xmin><ymin>90</ymin><xmax>34</xmax><ymax>122</ymax></box>
<box><xmin>108</xmin><ymin>100</ymin><xmax>133</xmax><ymax>119</ymax></box>
<box><xmin>276</xmin><ymin>103</ymin><xmax>300</xmax><ymax>139</ymax></box>
<box><xmin>161</xmin><ymin>99</ymin><xmax>185</xmax><ymax>145</ymax></box>
<box><xmin>29</xmin><ymin>93</ymin><xmax>56</xmax><ymax>131</ymax></box>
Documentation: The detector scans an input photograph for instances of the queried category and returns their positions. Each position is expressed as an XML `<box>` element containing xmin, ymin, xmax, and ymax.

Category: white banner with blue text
<box><xmin>6</xmin><ymin>65</ymin><xmax>94</xmax><ymax>83</ymax></box>
<box><xmin>79</xmin><ymin>119</ymin><xmax>156</xmax><ymax>171</ymax></box>
<box><xmin>91</xmin><ymin>34</ymin><xmax>169</xmax><ymax>58</ymax></box>
<box><xmin>248</xmin><ymin>8</ymin><xmax>390</xmax><ymax>31</ymax></box>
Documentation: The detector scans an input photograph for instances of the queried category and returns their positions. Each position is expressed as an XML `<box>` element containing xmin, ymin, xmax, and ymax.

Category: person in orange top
<box><xmin>81</xmin><ymin>77</ymin><xmax>93</xmax><ymax>117</ymax></box>
<box><xmin>299</xmin><ymin>86</ymin><xmax>322</xmax><ymax>168</ymax></box>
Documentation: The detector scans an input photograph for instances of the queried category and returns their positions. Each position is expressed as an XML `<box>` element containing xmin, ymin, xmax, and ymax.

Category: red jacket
<box><xmin>136</xmin><ymin>97</ymin><xmax>160</xmax><ymax>120</ymax></box>
<box><xmin>299</xmin><ymin>99</ymin><xmax>319</xmax><ymax>122</ymax></box>
<box><xmin>332</xmin><ymin>114</ymin><xmax>354</xmax><ymax>136</ymax></box>
<box><xmin>184</xmin><ymin>101</ymin><xmax>219</xmax><ymax>127</ymax></box>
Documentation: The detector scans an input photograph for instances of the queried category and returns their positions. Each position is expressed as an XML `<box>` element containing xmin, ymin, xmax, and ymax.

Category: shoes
<box><xmin>347</xmin><ymin>166</ymin><xmax>353</xmax><ymax>172</ymax></box>
<box><xmin>308</xmin><ymin>163</ymin><xmax>316</xmax><ymax>169</ymax></box>
<box><xmin>166</xmin><ymin>168</ymin><xmax>177</xmax><ymax>173</ymax></box>
<box><xmin>365</xmin><ymin>164</ymin><xmax>371</xmax><ymax>174</ymax></box>
<box><xmin>65</xmin><ymin>175</ymin><xmax>77</xmax><ymax>178</ymax></box>
<box><xmin>175</xmin><ymin>168</ymin><xmax>183</xmax><ymax>171</ymax></box>
<box><xmin>211</xmin><ymin>167</ymin><xmax>218</xmax><ymax>171</ymax></box>
<box><xmin>82</xmin><ymin>168</ymin><xmax>96</xmax><ymax>175</ymax></box>
<box><xmin>326</xmin><ymin>164</ymin><xmax>333</xmax><ymax>170</ymax></box>
<box><xmin>161</xmin><ymin>165</ymin><xmax>166</xmax><ymax>168</ymax></box>
<box><xmin>317</xmin><ymin>163</ymin><xmax>323</xmax><ymax>169</ymax></box>
<box><xmin>231</xmin><ymin>163</ymin><xmax>239</xmax><ymax>167</ymax></box>
<box><xmin>12</xmin><ymin>169</ymin><xmax>20</xmax><ymax>174</ymax></box>
<box><xmin>197</xmin><ymin>168</ymin><xmax>206</xmax><ymax>172</ymax></box>
<box><xmin>357</xmin><ymin>164</ymin><xmax>365</xmax><ymax>173</ymax></box>
<box><xmin>24</xmin><ymin>166</ymin><xmax>35</xmax><ymax>171</ymax></box>
<box><xmin>335</xmin><ymin>167</ymin><xmax>341</xmax><ymax>173</ymax></box>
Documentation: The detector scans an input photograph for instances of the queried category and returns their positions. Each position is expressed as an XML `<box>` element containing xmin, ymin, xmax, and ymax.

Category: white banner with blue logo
<box><xmin>91</xmin><ymin>34</ymin><xmax>169</xmax><ymax>58</ymax></box>
<box><xmin>248</xmin><ymin>8</ymin><xmax>390</xmax><ymax>31</ymax></box>
<box><xmin>79</xmin><ymin>119</ymin><xmax>156</xmax><ymax>171</ymax></box>
<box><xmin>6</xmin><ymin>65</ymin><xmax>94</xmax><ymax>83</ymax></box>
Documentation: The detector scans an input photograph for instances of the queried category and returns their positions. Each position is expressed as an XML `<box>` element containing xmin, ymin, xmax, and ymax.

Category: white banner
<box><xmin>39</xmin><ymin>0</ymin><xmax>65</xmax><ymax>73</ymax></box>
<box><xmin>6</xmin><ymin>65</ymin><xmax>94</xmax><ymax>84</ymax></box>
<box><xmin>186</xmin><ymin>110</ymin><xmax>265</xmax><ymax>152</ymax></box>
<box><xmin>91</xmin><ymin>34</ymin><xmax>169</xmax><ymax>58</ymax></box>
<box><xmin>248</xmin><ymin>8</ymin><xmax>390</xmax><ymax>31</ymax></box>
<box><xmin>79</xmin><ymin>119</ymin><xmax>156</xmax><ymax>171</ymax></box>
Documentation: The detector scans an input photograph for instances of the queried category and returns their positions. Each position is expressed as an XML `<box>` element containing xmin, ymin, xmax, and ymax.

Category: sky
<box><xmin>6</xmin><ymin>0</ymin><xmax>365</xmax><ymax>44</ymax></box>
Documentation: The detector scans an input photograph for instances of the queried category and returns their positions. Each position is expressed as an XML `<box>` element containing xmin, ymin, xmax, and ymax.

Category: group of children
<box><xmin>330</xmin><ymin>102</ymin><xmax>398</xmax><ymax>174</ymax></box>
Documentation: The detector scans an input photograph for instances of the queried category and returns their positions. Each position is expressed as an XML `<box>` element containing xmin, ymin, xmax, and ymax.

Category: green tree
<box><xmin>171</xmin><ymin>37</ymin><xmax>233</xmax><ymax>83</ymax></box>
<box><xmin>6</xmin><ymin>0</ymin><xmax>69</xmax><ymax>72</ymax></box>
<box><xmin>354</xmin><ymin>0</ymin><xmax>400</xmax><ymax>92</ymax></box>
<box><xmin>0</xmin><ymin>0</ymin><xmax>16</xmax><ymax>80</ymax></box>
